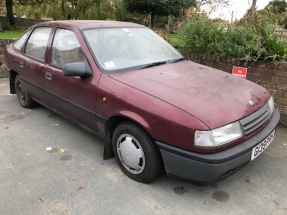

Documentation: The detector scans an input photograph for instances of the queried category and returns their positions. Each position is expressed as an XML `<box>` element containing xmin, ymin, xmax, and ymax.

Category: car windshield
<box><xmin>83</xmin><ymin>27</ymin><xmax>183</xmax><ymax>73</ymax></box>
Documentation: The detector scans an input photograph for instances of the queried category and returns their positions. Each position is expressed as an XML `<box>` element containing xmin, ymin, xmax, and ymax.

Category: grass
<box><xmin>168</xmin><ymin>34</ymin><xmax>185</xmax><ymax>49</ymax></box>
<box><xmin>0</xmin><ymin>29</ymin><xmax>26</xmax><ymax>39</ymax></box>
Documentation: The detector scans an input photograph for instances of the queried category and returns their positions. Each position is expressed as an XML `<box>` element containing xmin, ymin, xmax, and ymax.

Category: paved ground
<box><xmin>0</xmin><ymin>78</ymin><xmax>287</xmax><ymax>215</ymax></box>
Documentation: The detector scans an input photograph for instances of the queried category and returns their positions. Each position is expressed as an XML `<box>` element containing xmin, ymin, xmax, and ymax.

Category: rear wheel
<box><xmin>15</xmin><ymin>75</ymin><xmax>36</xmax><ymax>108</ymax></box>
<box><xmin>112</xmin><ymin>121</ymin><xmax>163</xmax><ymax>183</ymax></box>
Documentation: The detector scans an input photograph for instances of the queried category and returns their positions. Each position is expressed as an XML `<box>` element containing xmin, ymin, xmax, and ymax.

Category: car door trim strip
<box><xmin>21</xmin><ymin>77</ymin><xmax>107</xmax><ymax>124</ymax></box>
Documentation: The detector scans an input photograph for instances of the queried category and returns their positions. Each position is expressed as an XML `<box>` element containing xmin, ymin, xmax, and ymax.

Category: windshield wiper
<box><xmin>171</xmin><ymin>58</ymin><xmax>186</xmax><ymax>63</ymax></box>
<box><xmin>140</xmin><ymin>61</ymin><xmax>167</xmax><ymax>69</ymax></box>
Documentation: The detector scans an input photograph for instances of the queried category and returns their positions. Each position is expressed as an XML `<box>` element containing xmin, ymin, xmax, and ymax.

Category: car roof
<box><xmin>34</xmin><ymin>20</ymin><xmax>145</xmax><ymax>30</ymax></box>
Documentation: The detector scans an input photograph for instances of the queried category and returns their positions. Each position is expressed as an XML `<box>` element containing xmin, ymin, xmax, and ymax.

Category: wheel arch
<box><xmin>103</xmin><ymin>114</ymin><xmax>154</xmax><ymax>160</ymax></box>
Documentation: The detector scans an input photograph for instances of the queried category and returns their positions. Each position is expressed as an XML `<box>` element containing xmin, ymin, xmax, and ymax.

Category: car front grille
<box><xmin>240</xmin><ymin>102</ymin><xmax>272</xmax><ymax>135</ymax></box>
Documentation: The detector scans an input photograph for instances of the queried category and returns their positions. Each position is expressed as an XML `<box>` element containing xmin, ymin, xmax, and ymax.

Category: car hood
<box><xmin>109</xmin><ymin>61</ymin><xmax>270</xmax><ymax>129</ymax></box>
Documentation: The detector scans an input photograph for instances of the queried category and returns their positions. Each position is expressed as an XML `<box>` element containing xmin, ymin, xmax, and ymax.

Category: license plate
<box><xmin>251</xmin><ymin>130</ymin><xmax>275</xmax><ymax>161</ymax></box>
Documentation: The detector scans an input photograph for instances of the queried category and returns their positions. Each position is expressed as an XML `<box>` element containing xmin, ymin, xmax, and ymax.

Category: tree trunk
<box><xmin>0</xmin><ymin>20</ymin><xmax>2</xmax><ymax>31</ymax></box>
<box><xmin>61</xmin><ymin>0</ymin><xmax>66</xmax><ymax>18</ymax></box>
<box><xmin>250</xmin><ymin>0</ymin><xmax>257</xmax><ymax>13</ymax></box>
<box><xmin>6</xmin><ymin>0</ymin><xmax>15</xmax><ymax>27</ymax></box>
<box><xmin>150</xmin><ymin>12</ymin><xmax>155</xmax><ymax>29</ymax></box>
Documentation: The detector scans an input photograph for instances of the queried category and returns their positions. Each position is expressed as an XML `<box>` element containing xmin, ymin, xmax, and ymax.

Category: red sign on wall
<box><xmin>232</xmin><ymin>66</ymin><xmax>248</xmax><ymax>79</ymax></box>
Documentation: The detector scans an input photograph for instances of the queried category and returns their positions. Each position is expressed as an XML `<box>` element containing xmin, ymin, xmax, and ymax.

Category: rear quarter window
<box><xmin>13</xmin><ymin>30</ymin><xmax>31</xmax><ymax>51</ymax></box>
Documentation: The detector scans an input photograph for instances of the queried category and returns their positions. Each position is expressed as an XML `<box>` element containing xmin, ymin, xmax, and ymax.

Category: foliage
<box><xmin>123</xmin><ymin>0</ymin><xmax>196</xmax><ymax>28</ymax></box>
<box><xmin>266</xmin><ymin>0</ymin><xmax>287</xmax><ymax>14</ymax></box>
<box><xmin>262</xmin><ymin>26</ymin><xmax>287</xmax><ymax>58</ymax></box>
<box><xmin>245</xmin><ymin>12</ymin><xmax>287</xmax><ymax>60</ymax></box>
<box><xmin>6</xmin><ymin>0</ymin><xmax>229</xmax><ymax>28</ymax></box>
<box><xmin>216</xmin><ymin>22</ymin><xmax>264</xmax><ymax>59</ymax></box>
<box><xmin>179</xmin><ymin>12</ymin><xmax>287</xmax><ymax>61</ymax></box>
<box><xmin>17</xmin><ymin>0</ymin><xmax>52</xmax><ymax>5</ymax></box>
<box><xmin>74</xmin><ymin>0</ymin><xmax>116</xmax><ymax>20</ymax></box>
<box><xmin>123</xmin><ymin>0</ymin><xmax>196</xmax><ymax>17</ymax></box>
<box><xmin>196</xmin><ymin>0</ymin><xmax>228</xmax><ymax>7</ymax></box>
<box><xmin>11</xmin><ymin>0</ymin><xmax>153</xmax><ymax>26</ymax></box>
<box><xmin>180</xmin><ymin>13</ymin><xmax>224</xmax><ymax>53</ymax></box>
<box><xmin>239</xmin><ymin>1</ymin><xmax>287</xmax><ymax>29</ymax></box>
<box><xmin>13</xmin><ymin>0</ymin><xmax>119</xmax><ymax>20</ymax></box>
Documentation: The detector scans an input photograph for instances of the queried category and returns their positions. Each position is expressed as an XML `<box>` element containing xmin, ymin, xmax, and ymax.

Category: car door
<box><xmin>18</xmin><ymin>27</ymin><xmax>52</xmax><ymax>103</ymax></box>
<box><xmin>44</xmin><ymin>28</ymin><xmax>99</xmax><ymax>134</ymax></box>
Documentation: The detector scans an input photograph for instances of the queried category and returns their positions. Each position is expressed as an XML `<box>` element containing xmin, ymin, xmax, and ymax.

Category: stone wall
<box><xmin>0</xmin><ymin>17</ymin><xmax>40</xmax><ymax>29</ymax></box>
<box><xmin>0</xmin><ymin>39</ymin><xmax>15</xmax><ymax>78</ymax></box>
<box><xmin>183</xmin><ymin>52</ymin><xmax>287</xmax><ymax>126</ymax></box>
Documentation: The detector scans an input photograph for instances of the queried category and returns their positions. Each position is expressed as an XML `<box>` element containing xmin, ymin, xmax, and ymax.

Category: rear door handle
<box><xmin>19</xmin><ymin>61</ymin><xmax>24</xmax><ymax>68</ymax></box>
<box><xmin>45</xmin><ymin>72</ymin><xmax>52</xmax><ymax>80</ymax></box>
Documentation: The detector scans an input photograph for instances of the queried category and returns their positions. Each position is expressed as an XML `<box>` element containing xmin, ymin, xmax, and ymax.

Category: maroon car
<box><xmin>3</xmin><ymin>21</ymin><xmax>280</xmax><ymax>184</ymax></box>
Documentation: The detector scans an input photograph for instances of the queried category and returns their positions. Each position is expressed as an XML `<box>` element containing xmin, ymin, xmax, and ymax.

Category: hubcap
<box><xmin>16</xmin><ymin>81</ymin><xmax>27</xmax><ymax>104</ymax></box>
<box><xmin>117</xmin><ymin>134</ymin><xmax>145</xmax><ymax>174</ymax></box>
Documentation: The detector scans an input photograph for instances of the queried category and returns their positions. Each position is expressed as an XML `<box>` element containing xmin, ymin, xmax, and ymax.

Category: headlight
<box><xmin>194</xmin><ymin>122</ymin><xmax>243</xmax><ymax>148</ymax></box>
<box><xmin>268</xmin><ymin>96</ymin><xmax>274</xmax><ymax>115</ymax></box>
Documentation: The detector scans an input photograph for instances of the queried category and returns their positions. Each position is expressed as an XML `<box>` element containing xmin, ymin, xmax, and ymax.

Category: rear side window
<box><xmin>51</xmin><ymin>28</ymin><xmax>84</xmax><ymax>68</ymax></box>
<box><xmin>25</xmin><ymin>27</ymin><xmax>52</xmax><ymax>62</ymax></box>
<box><xmin>13</xmin><ymin>30</ymin><xmax>31</xmax><ymax>51</ymax></box>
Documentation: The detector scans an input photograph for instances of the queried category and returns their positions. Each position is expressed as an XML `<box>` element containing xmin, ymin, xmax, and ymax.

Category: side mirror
<box><xmin>62</xmin><ymin>62</ymin><xmax>92</xmax><ymax>77</ymax></box>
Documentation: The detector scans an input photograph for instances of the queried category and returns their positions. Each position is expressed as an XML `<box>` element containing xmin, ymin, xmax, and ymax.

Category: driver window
<box><xmin>51</xmin><ymin>29</ymin><xmax>84</xmax><ymax>68</ymax></box>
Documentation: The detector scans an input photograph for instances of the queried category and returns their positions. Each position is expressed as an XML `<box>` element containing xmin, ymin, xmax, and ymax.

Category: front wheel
<box><xmin>112</xmin><ymin>121</ymin><xmax>164</xmax><ymax>183</ymax></box>
<box><xmin>15</xmin><ymin>75</ymin><xmax>36</xmax><ymax>108</ymax></box>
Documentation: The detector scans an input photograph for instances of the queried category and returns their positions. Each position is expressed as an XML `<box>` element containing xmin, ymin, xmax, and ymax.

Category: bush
<box><xmin>216</xmin><ymin>23</ymin><xmax>264</xmax><ymax>59</ymax></box>
<box><xmin>260</xmin><ymin>23</ymin><xmax>287</xmax><ymax>59</ymax></box>
<box><xmin>180</xmin><ymin>14</ymin><xmax>224</xmax><ymax>53</ymax></box>
<box><xmin>247</xmin><ymin>15</ymin><xmax>287</xmax><ymax>60</ymax></box>
<box><xmin>179</xmin><ymin>13</ymin><xmax>287</xmax><ymax>61</ymax></box>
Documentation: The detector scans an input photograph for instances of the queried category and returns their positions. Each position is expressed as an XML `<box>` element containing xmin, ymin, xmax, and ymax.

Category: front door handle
<box><xmin>45</xmin><ymin>72</ymin><xmax>52</xmax><ymax>80</ymax></box>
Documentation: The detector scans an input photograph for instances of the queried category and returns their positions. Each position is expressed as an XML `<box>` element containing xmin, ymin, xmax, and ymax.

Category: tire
<box><xmin>15</xmin><ymin>75</ymin><xmax>36</xmax><ymax>108</ymax></box>
<box><xmin>112</xmin><ymin>121</ymin><xmax>164</xmax><ymax>183</ymax></box>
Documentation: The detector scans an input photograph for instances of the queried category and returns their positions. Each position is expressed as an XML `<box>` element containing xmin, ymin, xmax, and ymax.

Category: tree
<box><xmin>5</xmin><ymin>0</ymin><xmax>52</xmax><ymax>26</ymax></box>
<box><xmin>266</xmin><ymin>0</ymin><xmax>287</xmax><ymax>14</ymax></box>
<box><xmin>123</xmin><ymin>0</ymin><xmax>196</xmax><ymax>29</ymax></box>
<box><xmin>0</xmin><ymin>0</ymin><xmax>4</xmax><ymax>31</ymax></box>
<box><xmin>196</xmin><ymin>0</ymin><xmax>228</xmax><ymax>7</ymax></box>
<box><xmin>6</xmin><ymin>0</ymin><xmax>15</xmax><ymax>26</ymax></box>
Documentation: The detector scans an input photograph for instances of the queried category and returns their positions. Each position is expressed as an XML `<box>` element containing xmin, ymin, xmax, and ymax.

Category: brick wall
<box><xmin>183</xmin><ymin>52</ymin><xmax>287</xmax><ymax>126</ymax></box>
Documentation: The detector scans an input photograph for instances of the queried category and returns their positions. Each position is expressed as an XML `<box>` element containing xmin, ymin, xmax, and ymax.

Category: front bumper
<box><xmin>156</xmin><ymin>110</ymin><xmax>281</xmax><ymax>184</ymax></box>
